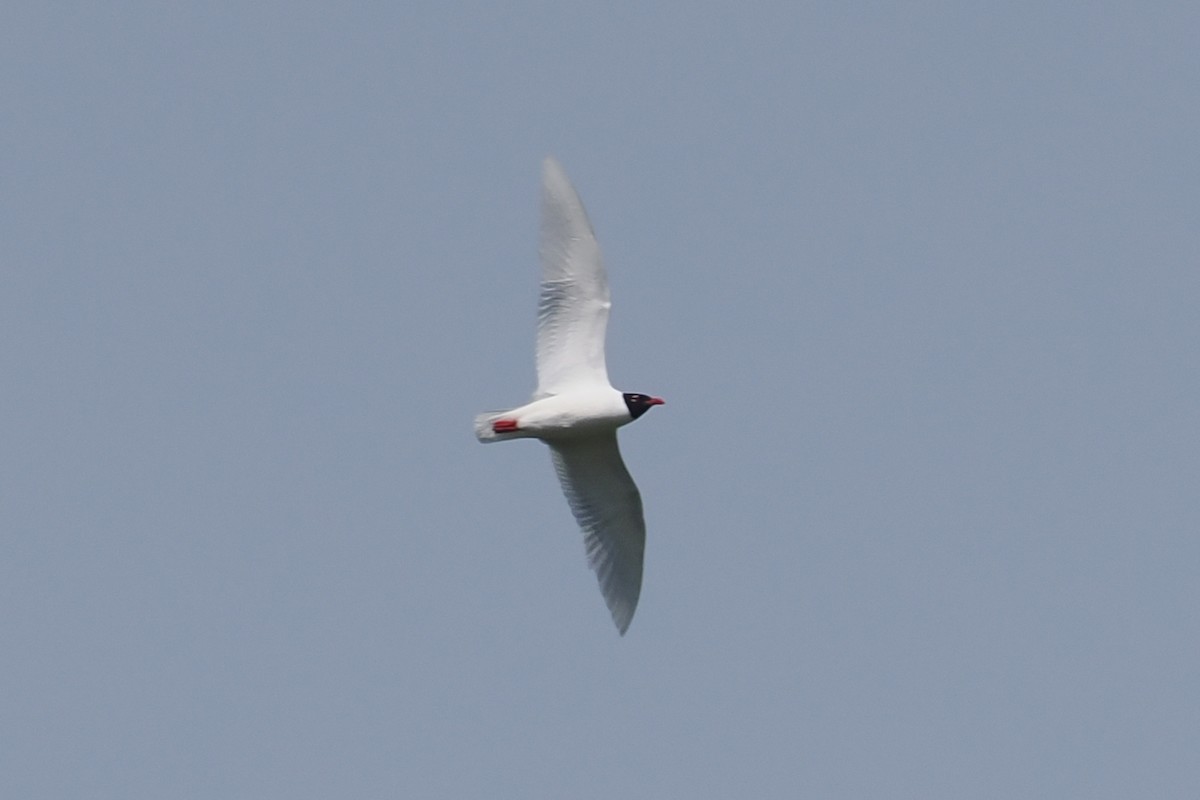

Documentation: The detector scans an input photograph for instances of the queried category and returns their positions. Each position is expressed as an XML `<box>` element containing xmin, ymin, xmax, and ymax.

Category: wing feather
<box><xmin>548</xmin><ymin>434</ymin><xmax>645</xmax><ymax>634</ymax></box>
<box><xmin>536</xmin><ymin>157</ymin><xmax>612</xmax><ymax>396</ymax></box>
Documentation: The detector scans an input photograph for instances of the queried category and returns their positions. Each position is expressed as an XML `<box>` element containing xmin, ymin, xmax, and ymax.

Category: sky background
<box><xmin>3</xmin><ymin>3</ymin><xmax>1198</xmax><ymax>797</ymax></box>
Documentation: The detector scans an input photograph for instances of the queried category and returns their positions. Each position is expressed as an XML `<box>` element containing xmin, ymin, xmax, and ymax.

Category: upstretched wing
<box><xmin>548</xmin><ymin>433</ymin><xmax>645</xmax><ymax>634</ymax></box>
<box><xmin>535</xmin><ymin>157</ymin><xmax>612</xmax><ymax>397</ymax></box>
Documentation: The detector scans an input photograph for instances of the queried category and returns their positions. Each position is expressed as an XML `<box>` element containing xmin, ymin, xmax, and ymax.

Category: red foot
<box><xmin>492</xmin><ymin>419</ymin><xmax>519</xmax><ymax>433</ymax></box>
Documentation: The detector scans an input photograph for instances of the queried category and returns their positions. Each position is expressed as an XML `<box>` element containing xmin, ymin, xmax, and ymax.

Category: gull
<box><xmin>475</xmin><ymin>157</ymin><xmax>663</xmax><ymax>634</ymax></box>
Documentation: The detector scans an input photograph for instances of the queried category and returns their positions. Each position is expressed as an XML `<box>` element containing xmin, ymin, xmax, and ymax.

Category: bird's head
<box><xmin>622</xmin><ymin>393</ymin><xmax>665</xmax><ymax>421</ymax></box>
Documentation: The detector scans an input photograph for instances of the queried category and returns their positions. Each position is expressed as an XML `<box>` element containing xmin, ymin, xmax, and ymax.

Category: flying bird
<box><xmin>475</xmin><ymin>157</ymin><xmax>664</xmax><ymax>635</ymax></box>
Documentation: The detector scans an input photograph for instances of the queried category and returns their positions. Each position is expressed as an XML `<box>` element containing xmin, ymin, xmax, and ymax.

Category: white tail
<box><xmin>474</xmin><ymin>410</ymin><xmax>527</xmax><ymax>443</ymax></box>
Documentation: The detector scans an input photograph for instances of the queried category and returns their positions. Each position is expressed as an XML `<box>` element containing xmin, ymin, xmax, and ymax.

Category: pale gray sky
<box><xmin>3</xmin><ymin>3</ymin><xmax>1198</xmax><ymax>797</ymax></box>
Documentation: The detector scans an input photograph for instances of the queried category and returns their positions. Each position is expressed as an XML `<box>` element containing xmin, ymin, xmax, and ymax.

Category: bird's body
<box><xmin>475</xmin><ymin>387</ymin><xmax>633</xmax><ymax>442</ymax></box>
<box><xmin>474</xmin><ymin>157</ymin><xmax>663</xmax><ymax>635</ymax></box>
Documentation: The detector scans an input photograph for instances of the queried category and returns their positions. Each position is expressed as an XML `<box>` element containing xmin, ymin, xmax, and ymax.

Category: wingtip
<box><xmin>608</xmin><ymin>598</ymin><xmax>637</xmax><ymax>636</ymax></box>
<box><xmin>542</xmin><ymin>155</ymin><xmax>568</xmax><ymax>186</ymax></box>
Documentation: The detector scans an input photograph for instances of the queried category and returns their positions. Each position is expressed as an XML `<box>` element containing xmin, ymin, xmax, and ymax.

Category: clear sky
<box><xmin>3</xmin><ymin>3</ymin><xmax>1198</xmax><ymax>797</ymax></box>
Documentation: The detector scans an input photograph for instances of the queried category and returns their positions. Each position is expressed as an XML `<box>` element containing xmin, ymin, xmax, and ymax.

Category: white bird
<box><xmin>475</xmin><ymin>157</ymin><xmax>664</xmax><ymax>635</ymax></box>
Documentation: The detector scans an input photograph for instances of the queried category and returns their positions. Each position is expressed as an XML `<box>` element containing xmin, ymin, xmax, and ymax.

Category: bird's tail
<box><xmin>474</xmin><ymin>410</ymin><xmax>528</xmax><ymax>443</ymax></box>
